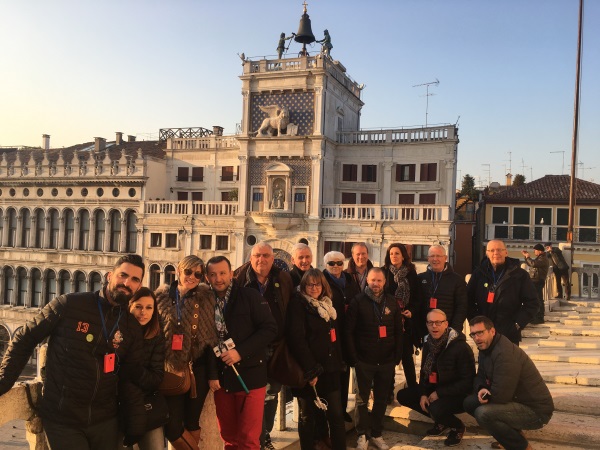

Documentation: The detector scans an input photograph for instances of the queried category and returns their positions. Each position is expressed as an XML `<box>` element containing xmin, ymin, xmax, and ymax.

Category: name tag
<box><xmin>429</xmin><ymin>297</ymin><xmax>437</xmax><ymax>308</ymax></box>
<box><xmin>429</xmin><ymin>372</ymin><xmax>438</xmax><ymax>384</ymax></box>
<box><xmin>172</xmin><ymin>334</ymin><xmax>183</xmax><ymax>350</ymax></box>
<box><xmin>104</xmin><ymin>353</ymin><xmax>115</xmax><ymax>373</ymax></box>
<box><xmin>487</xmin><ymin>292</ymin><xmax>495</xmax><ymax>304</ymax></box>
<box><xmin>379</xmin><ymin>325</ymin><xmax>387</xmax><ymax>338</ymax></box>
<box><xmin>330</xmin><ymin>328</ymin><xmax>337</xmax><ymax>342</ymax></box>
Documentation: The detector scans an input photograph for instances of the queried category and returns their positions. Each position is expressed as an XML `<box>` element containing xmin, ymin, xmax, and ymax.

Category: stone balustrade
<box><xmin>321</xmin><ymin>204</ymin><xmax>451</xmax><ymax>221</ymax></box>
<box><xmin>167</xmin><ymin>136</ymin><xmax>239</xmax><ymax>150</ymax></box>
<box><xmin>143</xmin><ymin>201</ymin><xmax>238</xmax><ymax>216</ymax></box>
<box><xmin>336</xmin><ymin>125</ymin><xmax>457</xmax><ymax>145</ymax></box>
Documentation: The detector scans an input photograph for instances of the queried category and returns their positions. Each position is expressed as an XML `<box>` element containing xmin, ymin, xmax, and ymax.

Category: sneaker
<box><xmin>370</xmin><ymin>436</ymin><xmax>390</xmax><ymax>450</ymax></box>
<box><xmin>445</xmin><ymin>425</ymin><xmax>465</xmax><ymax>447</ymax></box>
<box><xmin>356</xmin><ymin>434</ymin><xmax>368</xmax><ymax>450</ymax></box>
<box><xmin>426</xmin><ymin>423</ymin><xmax>448</xmax><ymax>436</ymax></box>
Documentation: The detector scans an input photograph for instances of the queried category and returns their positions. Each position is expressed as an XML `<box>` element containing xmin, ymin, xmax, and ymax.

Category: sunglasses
<box><xmin>183</xmin><ymin>269</ymin><xmax>203</xmax><ymax>279</ymax></box>
<box><xmin>327</xmin><ymin>261</ymin><xmax>344</xmax><ymax>267</ymax></box>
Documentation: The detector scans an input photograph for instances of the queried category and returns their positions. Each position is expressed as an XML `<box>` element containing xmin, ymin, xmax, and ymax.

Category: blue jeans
<box><xmin>260</xmin><ymin>379</ymin><xmax>283</xmax><ymax>445</ymax></box>
<box><xmin>464</xmin><ymin>394</ymin><xmax>545</xmax><ymax>450</ymax></box>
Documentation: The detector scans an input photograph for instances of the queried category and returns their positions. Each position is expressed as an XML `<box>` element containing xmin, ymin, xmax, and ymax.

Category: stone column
<box><xmin>25</xmin><ymin>276</ymin><xmax>32</xmax><ymax>307</ymax></box>
<box><xmin>43</xmin><ymin>217</ymin><xmax>51</xmax><ymax>249</ymax></box>
<box><xmin>16</xmin><ymin>213</ymin><xmax>23</xmax><ymax>247</ymax></box>
<box><xmin>237</xmin><ymin>155</ymin><xmax>249</xmax><ymax>215</ymax></box>
<box><xmin>104</xmin><ymin>217</ymin><xmax>111</xmax><ymax>252</ymax></box>
<box><xmin>382</xmin><ymin>162</ymin><xmax>393</xmax><ymax>204</ymax></box>
<box><xmin>309</xmin><ymin>155</ymin><xmax>323</xmax><ymax>219</ymax></box>
<box><xmin>9</xmin><ymin>273</ymin><xmax>17</xmax><ymax>306</ymax></box>
<box><xmin>136</xmin><ymin>227</ymin><xmax>145</xmax><ymax>258</ymax></box>
<box><xmin>57</xmin><ymin>217</ymin><xmax>65</xmax><ymax>250</ymax></box>
<box><xmin>119</xmin><ymin>218</ymin><xmax>127</xmax><ymax>252</ymax></box>
<box><xmin>73</xmin><ymin>217</ymin><xmax>80</xmax><ymax>250</ymax></box>
<box><xmin>1</xmin><ymin>216</ymin><xmax>8</xmax><ymax>247</ymax></box>
<box><xmin>89</xmin><ymin>217</ymin><xmax>97</xmax><ymax>251</ymax></box>
<box><xmin>0</xmin><ymin>272</ymin><xmax>5</xmax><ymax>305</ymax></box>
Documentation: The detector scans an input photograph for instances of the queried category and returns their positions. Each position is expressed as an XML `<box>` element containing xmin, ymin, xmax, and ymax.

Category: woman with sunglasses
<box><xmin>322</xmin><ymin>251</ymin><xmax>360</xmax><ymax>422</ymax></box>
<box><xmin>155</xmin><ymin>255</ymin><xmax>218</xmax><ymax>450</ymax></box>
<box><xmin>123</xmin><ymin>287</ymin><xmax>165</xmax><ymax>449</ymax></box>
<box><xmin>286</xmin><ymin>268</ymin><xmax>346</xmax><ymax>450</ymax></box>
<box><xmin>383</xmin><ymin>243</ymin><xmax>420</xmax><ymax>390</ymax></box>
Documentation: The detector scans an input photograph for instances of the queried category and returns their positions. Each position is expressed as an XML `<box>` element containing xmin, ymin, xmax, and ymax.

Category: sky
<box><xmin>1</xmin><ymin>0</ymin><xmax>599</xmax><ymax>186</ymax></box>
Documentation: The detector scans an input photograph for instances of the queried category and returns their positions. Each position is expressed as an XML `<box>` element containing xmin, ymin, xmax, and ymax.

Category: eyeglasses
<box><xmin>306</xmin><ymin>283</ymin><xmax>322</xmax><ymax>288</ymax></box>
<box><xmin>469</xmin><ymin>330</ymin><xmax>486</xmax><ymax>338</ymax></box>
<box><xmin>327</xmin><ymin>261</ymin><xmax>344</xmax><ymax>267</ymax></box>
<box><xmin>426</xmin><ymin>320</ymin><xmax>447</xmax><ymax>327</ymax></box>
<box><xmin>183</xmin><ymin>269</ymin><xmax>203</xmax><ymax>279</ymax></box>
<box><xmin>486</xmin><ymin>249</ymin><xmax>506</xmax><ymax>253</ymax></box>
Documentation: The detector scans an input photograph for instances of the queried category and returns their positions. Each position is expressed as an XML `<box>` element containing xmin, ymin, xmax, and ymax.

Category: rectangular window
<box><xmin>165</xmin><ymin>233</ymin><xmax>177</xmax><ymax>248</ymax></box>
<box><xmin>200</xmin><ymin>235</ymin><xmax>212</xmax><ymax>250</ymax></box>
<box><xmin>411</xmin><ymin>245</ymin><xmax>430</xmax><ymax>261</ymax></box>
<box><xmin>534</xmin><ymin>207</ymin><xmax>552</xmax><ymax>240</ymax></box>
<box><xmin>323</xmin><ymin>241</ymin><xmax>355</xmax><ymax>258</ymax></box>
<box><xmin>419</xmin><ymin>193</ymin><xmax>436</xmax><ymax>204</ymax></box>
<box><xmin>294</xmin><ymin>189</ymin><xmax>307</xmax><ymax>214</ymax></box>
<box><xmin>398</xmin><ymin>194</ymin><xmax>415</xmax><ymax>204</ymax></box>
<box><xmin>579</xmin><ymin>209</ymin><xmax>598</xmax><ymax>243</ymax></box>
<box><xmin>341</xmin><ymin>192</ymin><xmax>357</xmax><ymax>204</ymax></box>
<box><xmin>150</xmin><ymin>233</ymin><xmax>162</xmax><ymax>247</ymax></box>
<box><xmin>191</xmin><ymin>167</ymin><xmax>204</xmax><ymax>182</ymax></box>
<box><xmin>396</xmin><ymin>164</ymin><xmax>416</xmax><ymax>182</ymax></box>
<box><xmin>557</xmin><ymin>208</ymin><xmax>569</xmax><ymax>226</ymax></box>
<box><xmin>342</xmin><ymin>164</ymin><xmax>358</xmax><ymax>182</ymax></box>
<box><xmin>177</xmin><ymin>167</ymin><xmax>189</xmax><ymax>182</ymax></box>
<box><xmin>221</xmin><ymin>191</ymin><xmax>230</xmax><ymax>201</ymax></box>
<box><xmin>222</xmin><ymin>166</ymin><xmax>234</xmax><ymax>181</ymax></box>
<box><xmin>177</xmin><ymin>191</ymin><xmax>189</xmax><ymax>201</ymax></box>
<box><xmin>420</xmin><ymin>163</ymin><xmax>437</xmax><ymax>181</ymax></box>
<box><xmin>362</xmin><ymin>165</ymin><xmax>377</xmax><ymax>182</ymax></box>
<box><xmin>294</xmin><ymin>193</ymin><xmax>306</xmax><ymax>202</ymax></box>
<box><xmin>253</xmin><ymin>192</ymin><xmax>264</xmax><ymax>201</ymax></box>
<box><xmin>361</xmin><ymin>193</ymin><xmax>376</xmax><ymax>204</ymax></box>
<box><xmin>191</xmin><ymin>191</ymin><xmax>203</xmax><ymax>201</ymax></box>
<box><xmin>513</xmin><ymin>207</ymin><xmax>531</xmax><ymax>240</ymax></box>
<box><xmin>492</xmin><ymin>207</ymin><xmax>509</xmax><ymax>224</ymax></box>
<box><xmin>216</xmin><ymin>235</ymin><xmax>229</xmax><ymax>250</ymax></box>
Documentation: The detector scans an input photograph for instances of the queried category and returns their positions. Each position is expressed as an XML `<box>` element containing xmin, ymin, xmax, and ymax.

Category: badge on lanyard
<box><xmin>429</xmin><ymin>297</ymin><xmax>438</xmax><ymax>308</ymax></box>
<box><xmin>104</xmin><ymin>353</ymin><xmax>116</xmax><ymax>373</ymax></box>
<box><xmin>330</xmin><ymin>328</ymin><xmax>337</xmax><ymax>342</ymax></box>
<box><xmin>172</xmin><ymin>334</ymin><xmax>184</xmax><ymax>350</ymax></box>
<box><xmin>379</xmin><ymin>325</ymin><xmax>387</xmax><ymax>338</ymax></box>
<box><xmin>487</xmin><ymin>292</ymin><xmax>495</xmax><ymax>304</ymax></box>
<box><xmin>429</xmin><ymin>372</ymin><xmax>438</xmax><ymax>384</ymax></box>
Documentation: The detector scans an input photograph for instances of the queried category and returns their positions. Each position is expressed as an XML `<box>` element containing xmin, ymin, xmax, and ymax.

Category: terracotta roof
<box><xmin>486</xmin><ymin>175</ymin><xmax>600</xmax><ymax>205</ymax></box>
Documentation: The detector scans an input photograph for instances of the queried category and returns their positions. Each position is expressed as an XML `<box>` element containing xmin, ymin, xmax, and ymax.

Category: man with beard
<box><xmin>0</xmin><ymin>254</ymin><xmax>146</xmax><ymax>449</ymax></box>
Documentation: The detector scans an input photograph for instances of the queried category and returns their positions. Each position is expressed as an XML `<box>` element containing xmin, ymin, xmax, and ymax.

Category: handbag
<box><xmin>267</xmin><ymin>340</ymin><xmax>306</xmax><ymax>388</ymax></box>
<box><xmin>159</xmin><ymin>363</ymin><xmax>193</xmax><ymax>396</ymax></box>
<box><xmin>144</xmin><ymin>391</ymin><xmax>169</xmax><ymax>431</ymax></box>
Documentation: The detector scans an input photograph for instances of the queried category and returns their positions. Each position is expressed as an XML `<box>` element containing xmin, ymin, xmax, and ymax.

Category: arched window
<box><xmin>7</xmin><ymin>209</ymin><xmax>17</xmax><ymax>247</ymax></box>
<box><xmin>110</xmin><ymin>210</ymin><xmax>121</xmax><ymax>252</ymax></box>
<box><xmin>31</xmin><ymin>268</ymin><xmax>42</xmax><ymax>307</ymax></box>
<box><xmin>21</xmin><ymin>209</ymin><xmax>31</xmax><ymax>247</ymax></box>
<box><xmin>49</xmin><ymin>209</ymin><xmax>59</xmax><ymax>249</ymax></box>
<box><xmin>164</xmin><ymin>265</ymin><xmax>176</xmax><ymax>286</ymax></box>
<box><xmin>74</xmin><ymin>271</ymin><xmax>86</xmax><ymax>293</ymax></box>
<box><xmin>59</xmin><ymin>270</ymin><xmax>71</xmax><ymax>295</ymax></box>
<box><xmin>45</xmin><ymin>270</ymin><xmax>57</xmax><ymax>304</ymax></box>
<box><xmin>34</xmin><ymin>209</ymin><xmax>45</xmax><ymax>248</ymax></box>
<box><xmin>16</xmin><ymin>267</ymin><xmax>27</xmax><ymax>306</ymax></box>
<box><xmin>90</xmin><ymin>272</ymin><xmax>103</xmax><ymax>292</ymax></box>
<box><xmin>3</xmin><ymin>267</ymin><xmax>14</xmax><ymax>305</ymax></box>
<box><xmin>79</xmin><ymin>209</ymin><xmax>90</xmax><ymax>250</ymax></box>
<box><xmin>0</xmin><ymin>209</ymin><xmax>4</xmax><ymax>246</ymax></box>
<box><xmin>126</xmin><ymin>211</ymin><xmax>137</xmax><ymax>253</ymax></box>
<box><xmin>94</xmin><ymin>210</ymin><xmax>106</xmax><ymax>251</ymax></box>
<box><xmin>149</xmin><ymin>264</ymin><xmax>161</xmax><ymax>291</ymax></box>
<box><xmin>63</xmin><ymin>209</ymin><xmax>75</xmax><ymax>250</ymax></box>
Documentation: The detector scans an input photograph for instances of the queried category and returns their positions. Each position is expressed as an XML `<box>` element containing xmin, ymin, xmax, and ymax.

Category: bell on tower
<box><xmin>294</xmin><ymin>2</ymin><xmax>316</xmax><ymax>56</ymax></box>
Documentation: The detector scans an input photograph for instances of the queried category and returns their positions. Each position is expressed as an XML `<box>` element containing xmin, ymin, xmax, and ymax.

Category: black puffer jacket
<box><xmin>290</xmin><ymin>265</ymin><xmax>308</xmax><ymax>288</ymax></box>
<box><xmin>345</xmin><ymin>291</ymin><xmax>403</xmax><ymax>366</ymax></box>
<box><xmin>467</xmin><ymin>257</ymin><xmax>538</xmax><ymax>343</ymax></box>
<box><xmin>135</xmin><ymin>333</ymin><xmax>165</xmax><ymax>392</ymax></box>
<box><xmin>474</xmin><ymin>333</ymin><xmax>554</xmax><ymax>423</ymax></box>
<box><xmin>419</xmin><ymin>328</ymin><xmax>475</xmax><ymax>398</ymax></box>
<box><xmin>286</xmin><ymin>292</ymin><xmax>344</xmax><ymax>396</ymax></box>
<box><xmin>417</xmin><ymin>265</ymin><xmax>468</xmax><ymax>338</ymax></box>
<box><xmin>214</xmin><ymin>281</ymin><xmax>277</xmax><ymax>392</ymax></box>
<box><xmin>0</xmin><ymin>291</ymin><xmax>146</xmax><ymax>434</ymax></box>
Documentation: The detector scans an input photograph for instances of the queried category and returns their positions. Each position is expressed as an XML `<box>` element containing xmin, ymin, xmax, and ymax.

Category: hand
<box><xmin>428</xmin><ymin>391</ymin><xmax>439</xmax><ymax>403</ymax></box>
<box><xmin>221</xmin><ymin>349</ymin><xmax>241</xmax><ymax>366</ymax></box>
<box><xmin>401</xmin><ymin>310</ymin><xmax>412</xmax><ymax>319</ymax></box>
<box><xmin>123</xmin><ymin>435</ymin><xmax>143</xmax><ymax>447</ymax></box>
<box><xmin>521</xmin><ymin>250</ymin><xmax>529</xmax><ymax>258</ymax></box>
<box><xmin>209</xmin><ymin>379</ymin><xmax>221</xmax><ymax>392</ymax></box>
<box><xmin>419</xmin><ymin>395</ymin><xmax>430</xmax><ymax>412</ymax></box>
<box><xmin>478</xmin><ymin>388</ymin><xmax>491</xmax><ymax>404</ymax></box>
<box><xmin>309</xmin><ymin>377</ymin><xmax>318</xmax><ymax>387</ymax></box>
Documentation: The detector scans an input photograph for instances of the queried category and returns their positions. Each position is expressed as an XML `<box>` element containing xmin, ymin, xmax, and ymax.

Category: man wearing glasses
<box><xmin>464</xmin><ymin>316</ymin><xmax>554</xmax><ymax>450</ymax></box>
<box><xmin>396</xmin><ymin>309</ymin><xmax>475</xmax><ymax>447</ymax></box>
<box><xmin>467</xmin><ymin>240</ymin><xmax>538</xmax><ymax>344</ymax></box>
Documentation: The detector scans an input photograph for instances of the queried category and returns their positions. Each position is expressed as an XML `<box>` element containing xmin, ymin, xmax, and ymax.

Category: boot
<box><xmin>170</xmin><ymin>429</ymin><xmax>199</xmax><ymax>450</ymax></box>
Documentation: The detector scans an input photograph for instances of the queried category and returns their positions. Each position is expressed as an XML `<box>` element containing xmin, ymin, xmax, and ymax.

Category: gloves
<box><xmin>123</xmin><ymin>434</ymin><xmax>143</xmax><ymax>447</ymax></box>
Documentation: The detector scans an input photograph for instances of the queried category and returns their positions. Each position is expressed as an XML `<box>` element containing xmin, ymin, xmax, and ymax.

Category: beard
<box><xmin>106</xmin><ymin>283</ymin><xmax>134</xmax><ymax>306</ymax></box>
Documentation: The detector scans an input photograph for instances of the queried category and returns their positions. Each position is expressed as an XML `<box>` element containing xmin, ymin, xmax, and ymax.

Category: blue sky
<box><xmin>1</xmin><ymin>0</ymin><xmax>598</xmax><ymax>186</ymax></box>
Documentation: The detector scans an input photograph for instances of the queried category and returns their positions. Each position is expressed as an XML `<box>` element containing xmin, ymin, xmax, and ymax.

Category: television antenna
<box><xmin>413</xmin><ymin>79</ymin><xmax>439</xmax><ymax>128</ymax></box>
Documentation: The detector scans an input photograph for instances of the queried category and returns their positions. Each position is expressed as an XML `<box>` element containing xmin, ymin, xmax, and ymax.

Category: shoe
<box><xmin>356</xmin><ymin>434</ymin><xmax>368</xmax><ymax>450</ymax></box>
<box><xmin>261</xmin><ymin>438</ymin><xmax>276</xmax><ymax>450</ymax></box>
<box><xmin>426</xmin><ymin>422</ymin><xmax>448</xmax><ymax>436</ymax></box>
<box><xmin>491</xmin><ymin>442</ymin><xmax>504</xmax><ymax>449</ymax></box>
<box><xmin>344</xmin><ymin>411</ymin><xmax>353</xmax><ymax>422</ymax></box>
<box><xmin>445</xmin><ymin>425</ymin><xmax>465</xmax><ymax>447</ymax></box>
<box><xmin>370</xmin><ymin>436</ymin><xmax>390</xmax><ymax>450</ymax></box>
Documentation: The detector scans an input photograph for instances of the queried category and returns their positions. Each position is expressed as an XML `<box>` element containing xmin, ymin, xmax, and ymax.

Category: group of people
<box><xmin>0</xmin><ymin>238</ymin><xmax>556</xmax><ymax>450</ymax></box>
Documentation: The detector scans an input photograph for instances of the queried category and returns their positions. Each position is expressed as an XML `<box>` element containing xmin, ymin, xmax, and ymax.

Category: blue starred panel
<box><xmin>251</xmin><ymin>92</ymin><xmax>314</xmax><ymax>136</ymax></box>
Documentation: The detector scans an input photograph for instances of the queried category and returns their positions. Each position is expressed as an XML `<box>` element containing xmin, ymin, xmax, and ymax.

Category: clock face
<box><xmin>251</xmin><ymin>92</ymin><xmax>314</xmax><ymax>136</ymax></box>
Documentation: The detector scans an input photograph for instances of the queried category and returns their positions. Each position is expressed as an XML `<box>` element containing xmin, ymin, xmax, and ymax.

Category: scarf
<box><xmin>388</xmin><ymin>265</ymin><xmax>410</xmax><ymax>309</ymax></box>
<box><xmin>325</xmin><ymin>270</ymin><xmax>346</xmax><ymax>290</ymax></box>
<box><xmin>364</xmin><ymin>286</ymin><xmax>383</xmax><ymax>304</ymax></box>
<box><xmin>302</xmin><ymin>293</ymin><xmax>337</xmax><ymax>322</ymax></box>
<box><xmin>422</xmin><ymin>328</ymin><xmax>450</xmax><ymax>378</ymax></box>
<box><xmin>214</xmin><ymin>283</ymin><xmax>233</xmax><ymax>348</ymax></box>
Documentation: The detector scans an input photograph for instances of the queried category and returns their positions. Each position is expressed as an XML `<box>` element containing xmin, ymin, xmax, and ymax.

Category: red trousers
<box><xmin>214</xmin><ymin>386</ymin><xmax>266</xmax><ymax>450</ymax></box>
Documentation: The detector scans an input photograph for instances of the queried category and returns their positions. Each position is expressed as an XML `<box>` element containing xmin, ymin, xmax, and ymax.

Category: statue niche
<box><xmin>270</xmin><ymin>178</ymin><xmax>286</xmax><ymax>209</ymax></box>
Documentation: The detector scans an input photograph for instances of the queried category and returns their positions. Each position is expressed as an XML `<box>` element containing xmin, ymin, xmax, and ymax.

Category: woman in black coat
<box><xmin>382</xmin><ymin>243</ymin><xmax>420</xmax><ymax>388</ymax></box>
<box><xmin>286</xmin><ymin>269</ymin><xmax>346</xmax><ymax>450</ymax></box>
<box><xmin>125</xmin><ymin>287</ymin><xmax>166</xmax><ymax>450</ymax></box>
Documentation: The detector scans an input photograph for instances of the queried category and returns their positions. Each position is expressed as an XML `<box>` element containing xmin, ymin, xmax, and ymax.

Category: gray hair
<box><xmin>428</xmin><ymin>244</ymin><xmax>447</xmax><ymax>256</ymax></box>
<box><xmin>252</xmin><ymin>241</ymin><xmax>273</xmax><ymax>254</ymax></box>
<box><xmin>291</xmin><ymin>242</ymin><xmax>311</xmax><ymax>259</ymax></box>
<box><xmin>427</xmin><ymin>308</ymin><xmax>447</xmax><ymax>320</ymax></box>
<box><xmin>324</xmin><ymin>251</ymin><xmax>345</xmax><ymax>265</ymax></box>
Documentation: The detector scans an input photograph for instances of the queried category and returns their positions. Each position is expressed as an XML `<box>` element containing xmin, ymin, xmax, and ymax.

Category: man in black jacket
<box><xmin>545</xmin><ymin>242</ymin><xmax>571</xmax><ymax>299</ymax></box>
<box><xmin>346</xmin><ymin>267</ymin><xmax>403</xmax><ymax>450</ymax></box>
<box><xmin>289</xmin><ymin>242</ymin><xmax>313</xmax><ymax>287</ymax></box>
<box><xmin>467</xmin><ymin>240</ymin><xmax>538</xmax><ymax>345</ymax></box>
<box><xmin>0</xmin><ymin>254</ymin><xmax>146</xmax><ymax>449</ymax></box>
<box><xmin>464</xmin><ymin>316</ymin><xmax>554</xmax><ymax>450</ymax></box>
<box><xmin>207</xmin><ymin>256</ymin><xmax>277</xmax><ymax>450</ymax></box>
<box><xmin>345</xmin><ymin>242</ymin><xmax>373</xmax><ymax>292</ymax></box>
<box><xmin>417</xmin><ymin>245</ymin><xmax>468</xmax><ymax>338</ymax></box>
<box><xmin>522</xmin><ymin>244</ymin><xmax>549</xmax><ymax>324</ymax></box>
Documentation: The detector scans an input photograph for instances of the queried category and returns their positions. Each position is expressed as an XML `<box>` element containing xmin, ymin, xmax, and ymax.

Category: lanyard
<box><xmin>430</xmin><ymin>270</ymin><xmax>442</xmax><ymax>297</ymax></box>
<box><xmin>372</xmin><ymin>297</ymin><xmax>386</xmax><ymax>325</ymax></box>
<box><xmin>175</xmin><ymin>289</ymin><xmax>184</xmax><ymax>326</ymax></box>
<box><xmin>97</xmin><ymin>295</ymin><xmax>121</xmax><ymax>345</ymax></box>
<box><xmin>489</xmin><ymin>265</ymin><xmax>506</xmax><ymax>291</ymax></box>
<box><xmin>257</xmin><ymin>278</ymin><xmax>269</xmax><ymax>296</ymax></box>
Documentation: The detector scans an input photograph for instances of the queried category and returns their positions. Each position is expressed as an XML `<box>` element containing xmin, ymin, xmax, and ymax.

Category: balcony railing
<box><xmin>336</xmin><ymin>125</ymin><xmax>457</xmax><ymax>145</ymax></box>
<box><xmin>486</xmin><ymin>224</ymin><xmax>599</xmax><ymax>244</ymax></box>
<box><xmin>167</xmin><ymin>136</ymin><xmax>239</xmax><ymax>150</ymax></box>
<box><xmin>143</xmin><ymin>201</ymin><xmax>238</xmax><ymax>216</ymax></box>
<box><xmin>321</xmin><ymin>204</ymin><xmax>450</xmax><ymax>221</ymax></box>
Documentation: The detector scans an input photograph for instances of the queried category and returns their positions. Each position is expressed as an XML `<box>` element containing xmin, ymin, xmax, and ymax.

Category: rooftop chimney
<box><xmin>213</xmin><ymin>126</ymin><xmax>224</xmax><ymax>136</ymax></box>
<box><xmin>94</xmin><ymin>137</ymin><xmax>106</xmax><ymax>153</ymax></box>
<box><xmin>506</xmin><ymin>173</ymin><xmax>513</xmax><ymax>187</ymax></box>
<box><xmin>127</xmin><ymin>135</ymin><xmax>136</xmax><ymax>142</ymax></box>
<box><xmin>42</xmin><ymin>134</ymin><xmax>50</xmax><ymax>150</ymax></box>
<box><xmin>115</xmin><ymin>132</ymin><xmax>123</xmax><ymax>146</ymax></box>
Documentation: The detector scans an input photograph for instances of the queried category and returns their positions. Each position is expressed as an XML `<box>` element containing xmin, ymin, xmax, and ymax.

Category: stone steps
<box><xmin>560</xmin><ymin>319</ymin><xmax>600</xmax><ymax>326</ymax></box>
<box><xmin>538</xmin><ymin>336</ymin><xmax>600</xmax><ymax>349</ymax></box>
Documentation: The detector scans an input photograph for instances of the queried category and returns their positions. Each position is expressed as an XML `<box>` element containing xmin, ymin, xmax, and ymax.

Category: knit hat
<box><xmin>533</xmin><ymin>244</ymin><xmax>545</xmax><ymax>252</ymax></box>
